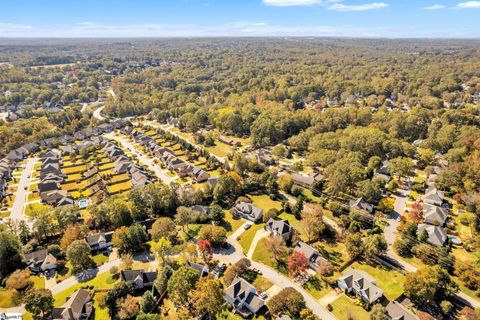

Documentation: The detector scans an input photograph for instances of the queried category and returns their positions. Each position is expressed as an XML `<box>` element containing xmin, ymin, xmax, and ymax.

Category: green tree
<box><xmin>66</xmin><ymin>240</ymin><xmax>95</xmax><ymax>273</ymax></box>
<box><xmin>140</xmin><ymin>290</ymin><xmax>156</xmax><ymax>313</ymax></box>
<box><xmin>24</xmin><ymin>289</ymin><xmax>54</xmax><ymax>320</ymax></box>
<box><xmin>404</xmin><ymin>267</ymin><xmax>458</xmax><ymax>306</ymax></box>
<box><xmin>370</xmin><ymin>304</ymin><xmax>388</xmax><ymax>320</ymax></box>
<box><xmin>0</xmin><ymin>229</ymin><xmax>23</xmax><ymax>280</ymax></box>
<box><xmin>167</xmin><ymin>266</ymin><xmax>200</xmax><ymax>307</ymax></box>
<box><xmin>345</xmin><ymin>233</ymin><xmax>364</xmax><ymax>259</ymax></box>
<box><xmin>189</xmin><ymin>278</ymin><xmax>226</xmax><ymax>318</ymax></box>
<box><xmin>267</xmin><ymin>287</ymin><xmax>305</xmax><ymax>317</ymax></box>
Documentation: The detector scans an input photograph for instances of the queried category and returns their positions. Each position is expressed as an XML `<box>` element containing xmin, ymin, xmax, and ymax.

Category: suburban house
<box><xmin>417</xmin><ymin>224</ymin><xmax>447</xmax><ymax>246</ymax></box>
<box><xmin>386</xmin><ymin>301</ymin><xmax>419</xmax><ymax>320</ymax></box>
<box><xmin>41</xmin><ymin>190</ymin><xmax>74</xmax><ymax>207</ymax></box>
<box><xmin>121</xmin><ymin>270</ymin><xmax>158</xmax><ymax>290</ymax></box>
<box><xmin>349</xmin><ymin>197</ymin><xmax>374</xmax><ymax>213</ymax></box>
<box><xmin>186</xmin><ymin>261</ymin><xmax>210</xmax><ymax>278</ymax></box>
<box><xmin>423</xmin><ymin>203</ymin><xmax>448</xmax><ymax>226</ymax></box>
<box><xmin>294</xmin><ymin>242</ymin><xmax>328</xmax><ymax>271</ymax></box>
<box><xmin>255</xmin><ymin>149</ymin><xmax>275</xmax><ymax>166</ymax></box>
<box><xmin>24</xmin><ymin>249</ymin><xmax>57</xmax><ymax>273</ymax></box>
<box><xmin>85</xmin><ymin>231</ymin><xmax>114</xmax><ymax>252</ymax></box>
<box><xmin>219</xmin><ymin>135</ymin><xmax>241</xmax><ymax>147</ymax></box>
<box><xmin>423</xmin><ymin>188</ymin><xmax>444</xmax><ymax>206</ymax></box>
<box><xmin>191</xmin><ymin>205</ymin><xmax>212</xmax><ymax>217</ymax></box>
<box><xmin>52</xmin><ymin>289</ymin><xmax>93</xmax><ymax>320</ymax></box>
<box><xmin>225</xmin><ymin>277</ymin><xmax>265</xmax><ymax>317</ymax></box>
<box><xmin>337</xmin><ymin>268</ymin><xmax>383</xmax><ymax>304</ymax></box>
<box><xmin>233</xmin><ymin>202</ymin><xmax>263</xmax><ymax>222</ymax></box>
<box><xmin>131</xmin><ymin>171</ymin><xmax>151</xmax><ymax>189</ymax></box>
<box><xmin>207</xmin><ymin>176</ymin><xmax>219</xmax><ymax>188</ymax></box>
<box><xmin>291</xmin><ymin>172</ymin><xmax>324</xmax><ymax>189</ymax></box>
<box><xmin>191</xmin><ymin>166</ymin><xmax>210</xmax><ymax>182</ymax></box>
<box><xmin>265</xmin><ymin>218</ymin><xmax>293</xmax><ymax>242</ymax></box>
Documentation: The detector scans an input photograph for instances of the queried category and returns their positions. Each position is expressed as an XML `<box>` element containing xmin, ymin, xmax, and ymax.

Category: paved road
<box><xmin>93</xmin><ymin>106</ymin><xmax>106</xmax><ymax>120</ymax></box>
<box><xmin>10</xmin><ymin>157</ymin><xmax>36</xmax><ymax>226</ymax></box>
<box><xmin>214</xmin><ymin>222</ymin><xmax>337</xmax><ymax>320</ymax></box>
<box><xmin>106</xmin><ymin>132</ymin><xmax>173</xmax><ymax>185</ymax></box>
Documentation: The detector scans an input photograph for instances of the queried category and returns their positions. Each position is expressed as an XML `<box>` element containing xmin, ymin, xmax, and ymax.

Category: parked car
<box><xmin>244</xmin><ymin>223</ymin><xmax>252</xmax><ymax>230</ymax></box>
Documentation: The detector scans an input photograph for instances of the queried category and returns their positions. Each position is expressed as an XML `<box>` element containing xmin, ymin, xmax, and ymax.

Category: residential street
<box><xmin>106</xmin><ymin>132</ymin><xmax>173</xmax><ymax>184</ymax></box>
<box><xmin>10</xmin><ymin>157</ymin><xmax>36</xmax><ymax>226</ymax></box>
<box><xmin>92</xmin><ymin>105</ymin><xmax>105</xmax><ymax>120</ymax></box>
<box><xmin>214</xmin><ymin>222</ymin><xmax>337</xmax><ymax>320</ymax></box>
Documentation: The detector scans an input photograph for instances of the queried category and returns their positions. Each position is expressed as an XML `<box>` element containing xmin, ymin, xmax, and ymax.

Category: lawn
<box><xmin>223</xmin><ymin>210</ymin><xmax>245</xmax><ymax>235</ymax></box>
<box><xmin>31</xmin><ymin>275</ymin><xmax>45</xmax><ymax>289</ymax></box>
<box><xmin>62</xmin><ymin>164</ymin><xmax>87</xmax><ymax>175</ymax></box>
<box><xmin>99</xmin><ymin>162</ymin><xmax>115</xmax><ymax>171</ymax></box>
<box><xmin>316</xmin><ymin>241</ymin><xmax>349</xmax><ymax>268</ymax></box>
<box><xmin>0</xmin><ymin>288</ymin><xmax>18</xmax><ymax>307</ymax></box>
<box><xmin>24</xmin><ymin>203</ymin><xmax>50</xmax><ymax>216</ymax></box>
<box><xmin>252</xmin><ymin>237</ymin><xmax>290</xmax><ymax>274</ymax></box>
<box><xmin>61</xmin><ymin>180</ymin><xmax>86</xmax><ymax>192</ymax></box>
<box><xmin>250</xmin><ymin>195</ymin><xmax>282</xmax><ymax>212</ymax></box>
<box><xmin>252</xmin><ymin>276</ymin><xmax>273</xmax><ymax>293</ymax></box>
<box><xmin>350</xmin><ymin>261</ymin><xmax>405</xmax><ymax>300</ymax></box>
<box><xmin>206</xmin><ymin>142</ymin><xmax>233</xmax><ymax>158</ymax></box>
<box><xmin>110</xmin><ymin>173</ymin><xmax>130</xmax><ymax>184</ymax></box>
<box><xmin>107</xmin><ymin>181</ymin><xmax>132</xmax><ymax>194</ymax></box>
<box><xmin>303</xmin><ymin>275</ymin><xmax>333</xmax><ymax>299</ymax></box>
<box><xmin>93</xmin><ymin>253</ymin><xmax>109</xmax><ymax>266</ymax></box>
<box><xmin>238</xmin><ymin>223</ymin><xmax>265</xmax><ymax>254</ymax></box>
<box><xmin>53</xmin><ymin>272</ymin><xmax>119</xmax><ymax>307</ymax></box>
<box><xmin>27</xmin><ymin>192</ymin><xmax>40</xmax><ymax>202</ymax></box>
<box><xmin>330</xmin><ymin>295</ymin><xmax>371</xmax><ymax>320</ymax></box>
<box><xmin>66</xmin><ymin>173</ymin><xmax>83</xmax><ymax>181</ymax></box>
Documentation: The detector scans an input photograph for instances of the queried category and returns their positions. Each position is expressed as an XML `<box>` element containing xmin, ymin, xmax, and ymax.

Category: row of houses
<box><xmin>38</xmin><ymin>151</ymin><xmax>74</xmax><ymax>207</ymax></box>
<box><xmin>418</xmin><ymin>187</ymin><xmax>449</xmax><ymax>246</ymax></box>
<box><xmin>0</xmin><ymin>158</ymin><xmax>15</xmax><ymax>202</ymax></box>
<box><xmin>130</xmin><ymin>129</ymin><xmax>210</xmax><ymax>183</ymax></box>
<box><xmin>103</xmin><ymin>142</ymin><xmax>153</xmax><ymax>190</ymax></box>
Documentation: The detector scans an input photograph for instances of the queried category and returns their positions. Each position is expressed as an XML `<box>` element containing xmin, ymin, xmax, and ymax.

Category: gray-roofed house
<box><xmin>86</xmin><ymin>231</ymin><xmax>114</xmax><ymax>252</ymax></box>
<box><xmin>191</xmin><ymin>166</ymin><xmax>210</xmax><ymax>182</ymax></box>
<box><xmin>225</xmin><ymin>277</ymin><xmax>265</xmax><ymax>317</ymax></box>
<box><xmin>131</xmin><ymin>171</ymin><xmax>151</xmax><ymax>189</ymax></box>
<box><xmin>186</xmin><ymin>261</ymin><xmax>210</xmax><ymax>277</ymax></box>
<box><xmin>349</xmin><ymin>197</ymin><xmax>374</xmax><ymax>213</ymax></box>
<box><xmin>291</xmin><ymin>172</ymin><xmax>324</xmax><ymax>189</ymax></box>
<box><xmin>121</xmin><ymin>270</ymin><xmax>158</xmax><ymax>290</ymax></box>
<box><xmin>52</xmin><ymin>288</ymin><xmax>93</xmax><ymax>320</ymax></box>
<box><xmin>24</xmin><ymin>249</ymin><xmax>57</xmax><ymax>273</ymax></box>
<box><xmin>423</xmin><ymin>188</ymin><xmax>444</xmax><ymax>206</ymax></box>
<box><xmin>337</xmin><ymin>268</ymin><xmax>383</xmax><ymax>304</ymax></box>
<box><xmin>386</xmin><ymin>301</ymin><xmax>419</xmax><ymax>320</ymax></box>
<box><xmin>265</xmin><ymin>218</ymin><xmax>293</xmax><ymax>242</ymax></box>
<box><xmin>423</xmin><ymin>203</ymin><xmax>448</xmax><ymax>226</ymax></box>
<box><xmin>233</xmin><ymin>202</ymin><xmax>263</xmax><ymax>222</ymax></box>
<box><xmin>294</xmin><ymin>242</ymin><xmax>328</xmax><ymax>271</ymax></box>
<box><xmin>417</xmin><ymin>224</ymin><xmax>447</xmax><ymax>246</ymax></box>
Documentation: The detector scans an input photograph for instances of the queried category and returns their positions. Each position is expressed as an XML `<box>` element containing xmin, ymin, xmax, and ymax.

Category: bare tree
<box><xmin>300</xmin><ymin>203</ymin><xmax>325</xmax><ymax>243</ymax></box>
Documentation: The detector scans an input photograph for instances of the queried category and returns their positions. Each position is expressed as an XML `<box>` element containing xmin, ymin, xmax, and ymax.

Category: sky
<box><xmin>0</xmin><ymin>0</ymin><xmax>480</xmax><ymax>38</ymax></box>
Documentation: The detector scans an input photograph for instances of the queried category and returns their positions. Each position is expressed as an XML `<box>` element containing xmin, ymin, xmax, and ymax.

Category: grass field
<box><xmin>350</xmin><ymin>261</ymin><xmax>405</xmax><ymax>300</ymax></box>
<box><xmin>206</xmin><ymin>142</ymin><xmax>233</xmax><ymax>158</ymax></box>
<box><xmin>238</xmin><ymin>223</ymin><xmax>265</xmax><ymax>254</ymax></box>
<box><xmin>110</xmin><ymin>173</ymin><xmax>130</xmax><ymax>184</ymax></box>
<box><xmin>251</xmin><ymin>237</ymin><xmax>290</xmax><ymax>275</ymax></box>
<box><xmin>62</xmin><ymin>164</ymin><xmax>87</xmax><ymax>175</ymax></box>
<box><xmin>53</xmin><ymin>272</ymin><xmax>119</xmax><ymax>308</ymax></box>
<box><xmin>250</xmin><ymin>195</ymin><xmax>282</xmax><ymax>212</ymax></box>
<box><xmin>24</xmin><ymin>202</ymin><xmax>50</xmax><ymax>216</ymax></box>
<box><xmin>223</xmin><ymin>210</ymin><xmax>245</xmax><ymax>235</ymax></box>
<box><xmin>330</xmin><ymin>295</ymin><xmax>370</xmax><ymax>320</ymax></box>
<box><xmin>107</xmin><ymin>181</ymin><xmax>132</xmax><ymax>194</ymax></box>
<box><xmin>303</xmin><ymin>275</ymin><xmax>333</xmax><ymax>299</ymax></box>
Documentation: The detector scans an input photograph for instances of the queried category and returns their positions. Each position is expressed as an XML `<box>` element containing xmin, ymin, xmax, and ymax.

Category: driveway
<box><xmin>10</xmin><ymin>157</ymin><xmax>36</xmax><ymax>226</ymax></box>
<box><xmin>213</xmin><ymin>224</ymin><xmax>337</xmax><ymax>320</ymax></box>
<box><xmin>106</xmin><ymin>132</ymin><xmax>173</xmax><ymax>185</ymax></box>
<box><xmin>92</xmin><ymin>106</ymin><xmax>105</xmax><ymax>120</ymax></box>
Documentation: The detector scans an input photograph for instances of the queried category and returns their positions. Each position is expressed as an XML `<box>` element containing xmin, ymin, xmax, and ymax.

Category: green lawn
<box><xmin>223</xmin><ymin>211</ymin><xmax>245</xmax><ymax>235</ymax></box>
<box><xmin>107</xmin><ymin>181</ymin><xmax>132</xmax><ymax>194</ymax></box>
<box><xmin>0</xmin><ymin>288</ymin><xmax>17</xmax><ymax>308</ymax></box>
<box><xmin>316</xmin><ymin>241</ymin><xmax>349</xmax><ymax>268</ymax></box>
<box><xmin>31</xmin><ymin>275</ymin><xmax>45</xmax><ymax>289</ymax></box>
<box><xmin>350</xmin><ymin>262</ymin><xmax>405</xmax><ymax>300</ymax></box>
<box><xmin>238</xmin><ymin>223</ymin><xmax>265</xmax><ymax>254</ymax></box>
<box><xmin>251</xmin><ymin>237</ymin><xmax>289</xmax><ymax>275</ymax></box>
<box><xmin>92</xmin><ymin>254</ymin><xmax>109</xmax><ymax>266</ymax></box>
<box><xmin>53</xmin><ymin>272</ymin><xmax>119</xmax><ymax>307</ymax></box>
<box><xmin>24</xmin><ymin>203</ymin><xmax>51</xmax><ymax>216</ymax></box>
<box><xmin>250</xmin><ymin>195</ymin><xmax>282</xmax><ymax>212</ymax></box>
<box><xmin>302</xmin><ymin>275</ymin><xmax>333</xmax><ymax>299</ymax></box>
<box><xmin>206</xmin><ymin>142</ymin><xmax>233</xmax><ymax>158</ymax></box>
<box><xmin>330</xmin><ymin>295</ymin><xmax>371</xmax><ymax>320</ymax></box>
<box><xmin>252</xmin><ymin>276</ymin><xmax>273</xmax><ymax>293</ymax></box>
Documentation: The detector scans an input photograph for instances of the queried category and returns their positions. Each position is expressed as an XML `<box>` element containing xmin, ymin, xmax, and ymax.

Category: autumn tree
<box><xmin>60</xmin><ymin>225</ymin><xmax>84</xmax><ymax>250</ymax></box>
<box><xmin>267</xmin><ymin>287</ymin><xmax>305</xmax><ymax>317</ymax></box>
<box><xmin>150</xmin><ymin>217</ymin><xmax>176</xmax><ymax>242</ymax></box>
<box><xmin>300</xmin><ymin>204</ymin><xmax>325</xmax><ymax>242</ymax></box>
<box><xmin>198</xmin><ymin>225</ymin><xmax>227</xmax><ymax>246</ymax></box>
<box><xmin>408</xmin><ymin>202</ymin><xmax>423</xmax><ymax>224</ymax></box>
<box><xmin>189</xmin><ymin>278</ymin><xmax>226</xmax><ymax>318</ymax></box>
<box><xmin>6</xmin><ymin>269</ymin><xmax>33</xmax><ymax>291</ymax></box>
<box><xmin>167</xmin><ymin>266</ymin><xmax>200</xmax><ymax>307</ymax></box>
<box><xmin>118</xmin><ymin>294</ymin><xmax>140</xmax><ymax>320</ymax></box>
<box><xmin>198</xmin><ymin>239</ymin><xmax>213</xmax><ymax>263</ymax></box>
<box><xmin>288</xmin><ymin>251</ymin><xmax>309</xmax><ymax>277</ymax></box>
<box><xmin>345</xmin><ymin>233</ymin><xmax>364</xmax><ymax>259</ymax></box>
<box><xmin>264</xmin><ymin>236</ymin><xmax>287</xmax><ymax>261</ymax></box>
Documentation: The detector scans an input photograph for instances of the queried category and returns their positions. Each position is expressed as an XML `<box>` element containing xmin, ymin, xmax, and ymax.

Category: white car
<box><xmin>244</xmin><ymin>223</ymin><xmax>252</xmax><ymax>230</ymax></box>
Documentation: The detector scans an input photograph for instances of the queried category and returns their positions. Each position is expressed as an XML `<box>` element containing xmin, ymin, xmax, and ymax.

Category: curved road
<box><xmin>214</xmin><ymin>222</ymin><xmax>337</xmax><ymax>320</ymax></box>
<box><xmin>93</xmin><ymin>106</ymin><xmax>106</xmax><ymax>121</ymax></box>
<box><xmin>10</xmin><ymin>157</ymin><xmax>36</xmax><ymax>227</ymax></box>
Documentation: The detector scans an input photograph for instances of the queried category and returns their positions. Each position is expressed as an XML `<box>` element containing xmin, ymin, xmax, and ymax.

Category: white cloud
<box><xmin>328</xmin><ymin>2</ymin><xmax>388</xmax><ymax>11</ymax></box>
<box><xmin>424</xmin><ymin>4</ymin><xmax>446</xmax><ymax>10</ymax></box>
<box><xmin>456</xmin><ymin>1</ymin><xmax>480</xmax><ymax>8</ymax></box>
<box><xmin>262</xmin><ymin>0</ymin><xmax>324</xmax><ymax>6</ymax></box>
<box><xmin>0</xmin><ymin>22</ymin><xmax>33</xmax><ymax>34</ymax></box>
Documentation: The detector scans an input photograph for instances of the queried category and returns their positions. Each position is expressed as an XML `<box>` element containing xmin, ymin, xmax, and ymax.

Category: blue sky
<box><xmin>0</xmin><ymin>0</ymin><xmax>480</xmax><ymax>38</ymax></box>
